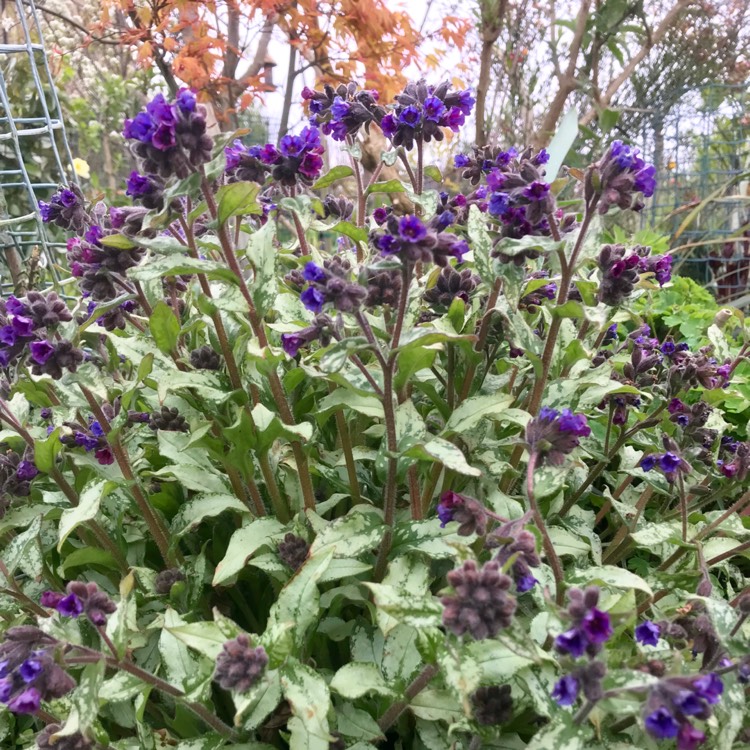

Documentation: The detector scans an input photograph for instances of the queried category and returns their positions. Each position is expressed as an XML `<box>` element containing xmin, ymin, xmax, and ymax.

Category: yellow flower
<box><xmin>72</xmin><ymin>158</ymin><xmax>90</xmax><ymax>179</ymax></box>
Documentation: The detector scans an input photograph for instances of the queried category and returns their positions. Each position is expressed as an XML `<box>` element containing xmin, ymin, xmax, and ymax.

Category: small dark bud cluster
<box><xmin>299</xmin><ymin>260</ymin><xmax>367</xmax><ymax>315</ymax></box>
<box><xmin>303</xmin><ymin>81</ymin><xmax>385</xmax><ymax>141</ymax></box>
<box><xmin>41</xmin><ymin>581</ymin><xmax>116</xmax><ymax>626</ymax></box>
<box><xmin>436</xmin><ymin>491</ymin><xmax>487</xmax><ymax>536</ymax></box>
<box><xmin>213</xmin><ymin>635</ymin><xmax>269</xmax><ymax>693</ymax></box>
<box><xmin>190</xmin><ymin>345</ymin><xmax>222</xmax><ymax>371</ymax></box>
<box><xmin>471</xmin><ymin>684</ymin><xmax>513</xmax><ymax>725</ymax></box>
<box><xmin>39</xmin><ymin>184</ymin><xmax>88</xmax><ymax>234</ymax></box>
<box><xmin>488</xmin><ymin>517</ymin><xmax>540</xmax><ymax>592</ymax></box>
<box><xmin>149</xmin><ymin>406</ymin><xmax>189</xmax><ymax>432</ymax></box>
<box><xmin>36</xmin><ymin>725</ymin><xmax>93</xmax><ymax>750</ymax></box>
<box><xmin>322</xmin><ymin>194</ymin><xmax>354</xmax><ymax>221</ymax></box>
<box><xmin>277</xmin><ymin>533</ymin><xmax>310</xmax><ymax>571</ymax></box>
<box><xmin>441</xmin><ymin>560</ymin><xmax>516</xmax><ymax>639</ymax></box>
<box><xmin>586</xmin><ymin>140</ymin><xmax>656</xmax><ymax>214</ymax></box>
<box><xmin>364</xmin><ymin>266</ymin><xmax>403</xmax><ymax>309</ymax></box>
<box><xmin>424</xmin><ymin>265</ymin><xmax>479</xmax><ymax>309</ymax></box>
<box><xmin>0</xmin><ymin>448</ymin><xmax>38</xmax><ymax>518</ymax></box>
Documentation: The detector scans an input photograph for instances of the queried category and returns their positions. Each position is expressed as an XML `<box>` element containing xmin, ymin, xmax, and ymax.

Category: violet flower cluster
<box><xmin>58</xmin><ymin>414</ymin><xmax>114</xmax><ymax>466</ymax></box>
<box><xmin>298</xmin><ymin>259</ymin><xmax>366</xmax><ymax>316</ymax></box>
<box><xmin>38</xmin><ymin>184</ymin><xmax>88</xmax><ymax>234</ymax></box>
<box><xmin>640</xmin><ymin>436</ymin><xmax>692</xmax><ymax>483</ymax></box>
<box><xmin>303</xmin><ymin>82</ymin><xmax>385</xmax><ymax>141</ymax></box>
<box><xmin>379</xmin><ymin>79</ymin><xmax>474</xmax><ymax>150</ymax></box>
<box><xmin>588</xmin><ymin>140</ymin><xmax>656</xmax><ymax>214</ymax></box>
<box><xmin>525</xmin><ymin>406</ymin><xmax>591</xmax><ymax>466</ymax></box>
<box><xmin>41</xmin><ymin>581</ymin><xmax>117</xmax><ymax>626</ymax></box>
<box><xmin>0</xmin><ymin>292</ymin><xmax>83</xmax><ymax>379</ymax></box>
<box><xmin>123</xmin><ymin>90</ymin><xmax>211</xmax><ymax>179</ymax></box>
<box><xmin>0</xmin><ymin>626</ymin><xmax>75</xmax><ymax>714</ymax></box>
<box><xmin>370</xmin><ymin>213</ymin><xmax>468</xmax><ymax>267</ymax></box>
<box><xmin>0</xmin><ymin>448</ymin><xmax>38</xmax><ymax>519</ymax></box>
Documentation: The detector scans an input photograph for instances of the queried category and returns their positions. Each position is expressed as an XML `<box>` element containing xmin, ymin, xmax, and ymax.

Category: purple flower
<box><xmin>522</xmin><ymin>181</ymin><xmax>551</xmax><ymax>201</ymax></box>
<box><xmin>634</xmin><ymin>165</ymin><xmax>656</xmax><ymax>197</ymax></box>
<box><xmin>373</xmin><ymin>207</ymin><xmax>388</xmax><ymax>225</ymax></box>
<box><xmin>40</xmin><ymin>591</ymin><xmax>63</xmax><ymax>608</ymax></box>
<box><xmin>11</xmin><ymin>316</ymin><xmax>34</xmax><ymax>337</ymax></box>
<box><xmin>19</xmin><ymin>659</ymin><xmax>42</xmax><ymax>683</ymax></box>
<box><xmin>398</xmin><ymin>215</ymin><xmax>427</xmax><ymax>242</ymax></box>
<box><xmin>147</xmin><ymin>93</ymin><xmax>176</xmax><ymax>124</ymax></box>
<box><xmin>645</xmin><ymin>707</ymin><xmax>680</xmax><ymax>739</ymax></box>
<box><xmin>152</xmin><ymin>123</ymin><xmax>177</xmax><ymax>151</ymax></box>
<box><xmin>176</xmin><ymin>89</ymin><xmax>196</xmax><ymax>113</ymax></box>
<box><xmin>673</xmin><ymin>690</ymin><xmax>705</xmax><ymax>717</ymax></box>
<box><xmin>380</xmin><ymin>113</ymin><xmax>397</xmax><ymax>137</ymax></box>
<box><xmin>281</xmin><ymin>333</ymin><xmax>306</xmax><ymax>358</ymax></box>
<box><xmin>300</xmin><ymin>287</ymin><xmax>325</xmax><ymax>313</ymax></box>
<box><xmin>635</xmin><ymin>621</ymin><xmax>660</xmax><ymax>646</ymax></box>
<box><xmin>16</xmin><ymin>460</ymin><xmax>38</xmax><ymax>481</ymax></box>
<box><xmin>7</xmin><ymin>686</ymin><xmax>41</xmax><ymax>714</ymax></box>
<box><xmin>125</xmin><ymin>171</ymin><xmax>156</xmax><ymax>197</ymax></box>
<box><xmin>399</xmin><ymin>105</ymin><xmax>421</xmax><ymax>127</ymax></box>
<box><xmin>6</xmin><ymin>295</ymin><xmax>26</xmax><ymax>315</ymax></box>
<box><xmin>303</xmin><ymin>262</ymin><xmax>326</xmax><ymax>283</ymax></box>
<box><xmin>668</xmin><ymin>398</ymin><xmax>685</xmax><ymax>414</ymax></box>
<box><xmin>443</xmin><ymin>107</ymin><xmax>465</xmax><ymax>132</ymax></box>
<box><xmin>29</xmin><ymin>341</ymin><xmax>55</xmax><ymax>365</ymax></box>
<box><xmin>57</xmin><ymin>593</ymin><xmax>84</xmax><ymax>618</ymax></box>
<box><xmin>677</xmin><ymin>723</ymin><xmax>706</xmax><ymax>750</ymax></box>
<box><xmin>551</xmin><ymin>675</ymin><xmax>579</xmax><ymax>706</ymax></box>
<box><xmin>95</xmin><ymin>447</ymin><xmax>115</xmax><ymax>466</ymax></box>
<box><xmin>0</xmin><ymin>326</ymin><xmax>16</xmax><ymax>346</ymax></box>
<box><xmin>516</xmin><ymin>574</ymin><xmax>538</xmax><ymax>592</ymax></box>
<box><xmin>454</xmin><ymin>154</ymin><xmax>470</xmax><ymax>168</ymax></box>
<box><xmin>658</xmin><ymin>452</ymin><xmax>681</xmax><ymax>473</ymax></box>
<box><xmin>558</xmin><ymin>409</ymin><xmax>591</xmax><ymax>437</ymax></box>
<box><xmin>692</xmin><ymin>673</ymin><xmax>723</xmax><ymax>704</ymax></box>
<box><xmin>378</xmin><ymin>234</ymin><xmax>399</xmax><ymax>255</ymax></box>
<box><xmin>640</xmin><ymin>454</ymin><xmax>656</xmax><ymax>471</ymax></box>
<box><xmin>581</xmin><ymin>609</ymin><xmax>612</xmax><ymax>644</ymax></box>
<box><xmin>555</xmin><ymin>628</ymin><xmax>588</xmax><ymax>658</ymax></box>
<box><xmin>330</xmin><ymin>96</ymin><xmax>351</xmax><ymax>120</ymax></box>
<box><xmin>123</xmin><ymin>111</ymin><xmax>155</xmax><ymax>142</ymax></box>
<box><xmin>74</xmin><ymin>432</ymin><xmax>100</xmax><ymax>452</ymax></box>
<box><xmin>0</xmin><ymin>676</ymin><xmax>12</xmax><ymax>702</ymax></box>
<box><xmin>454</xmin><ymin>90</ymin><xmax>475</xmax><ymax>115</ymax></box>
<box><xmin>423</xmin><ymin>95</ymin><xmax>446</xmax><ymax>121</ymax></box>
<box><xmin>488</xmin><ymin>192</ymin><xmax>510</xmax><ymax>216</ymax></box>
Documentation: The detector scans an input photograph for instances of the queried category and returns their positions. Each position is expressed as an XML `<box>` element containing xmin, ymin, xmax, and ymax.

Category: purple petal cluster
<box><xmin>635</xmin><ymin>620</ymin><xmax>661</xmax><ymax>646</ymax></box>
<box><xmin>39</xmin><ymin>185</ymin><xmax>88</xmax><ymax>234</ymax></box>
<box><xmin>370</xmin><ymin>214</ymin><xmax>468</xmax><ymax>267</ymax></box>
<box><xmin>589</xmin><ymin>140</ymin><xmax>657</xmax><ymax>214</ymax></box>
<box><xmin>58</xmin><ymin>414</ymin><xmax>114</xmax><ymax>466</ymax></box>
<box><xmin>125</xmin><ymin>171</ymin><xmax>165</xmax><ymax>210</ymax></box>
<box><xmin>280</xmin><ymin>314</ymin><xmax>334</xmax><ymax>358</ymax></box>
<box><xmin>378</xmin><ymin>79</ymin><xmax>474</xmax><ymax>150</ymax></box>
<box><xmin>0</xmin><ymin>449</ymin><xmax>39</xmax><ymax>518</ymax></box>
<box><xmin>640</xmin><ymin>437</ymin><xmax>692</xmax><ymax>483</ymax></box>
<box><xmin>435</xmin><ymin>491</ymin><xmax>487</xmax><ymax>536</ymax></box>
<box><xmin>298</xmin><ymin>259</ymin><xmax>366</xmax><ymax>315</ymax></box>
<box><xmin>303</xmin><ymin>82</ymin><xmax>385</xmax><ymax>141</ymax></box>
<box><xmin>123</xmin><ymin>90</ymin><xmax>211</xmax><ymax>179</ymax></box>
<box><xmin>554</xmin><ymin>587</ymin><xmax>612</xmax><ymax>659</ymax></box>
<box><xmin>643</xmin><ymin>673</ymin><xmax>723</xmax><ymax>749</ymax></box>
<box><xmin>40</xmin><ymin>581</ymin><xmax>116</xmax><ymax>626</ymax></box>
<box><xmin>0</xmin><ymin>626</ymin><xmax>75</xmax><ymax>714</ymax></box>
<box><xmin>597</xmin><ymin>244</ymin><xmax>651</xmax><ymax>305</ymax></box>
<box><xmin>526</xmin><ymin>406</ymin><xmax>591</xmax><ymax>467</ymax></box>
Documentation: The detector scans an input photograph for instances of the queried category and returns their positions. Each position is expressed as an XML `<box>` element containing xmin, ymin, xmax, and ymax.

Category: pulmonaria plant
<box><xmin>3</xmin><ymin>79</ymin><xmax>750</xmax><ymax>750</ymax></box>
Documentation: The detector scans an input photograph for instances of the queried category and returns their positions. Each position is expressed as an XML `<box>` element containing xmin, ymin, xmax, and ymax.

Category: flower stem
<box><xmin>526</xmin><ymin>452</ymin><xmax>565</xmax><ymax>605</ymax></box>
<box><xmin>78</xmin><ymin>385</ymin><xmax>175</xmax><ymax>566</ymax></box>
<box><xmin>328</xmin><ymin>382</ymin><xmax>361</xmax><ymax>504</ymax></box>
<box><xmin>377</xmin><ymin>664</ymin><xmax>438</xmax><ymax>732</ymax></box>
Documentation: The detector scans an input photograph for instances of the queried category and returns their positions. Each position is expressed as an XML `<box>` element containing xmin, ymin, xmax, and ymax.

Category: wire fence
<box><xmin>635</xmin><ymin>84</ymin><xmax>750</xmax><ymax>303</ymax></box>
<box><xmin>0</xmin><ymin>0</ymin><xmax>77</xmax><ymax>293</ymax></box>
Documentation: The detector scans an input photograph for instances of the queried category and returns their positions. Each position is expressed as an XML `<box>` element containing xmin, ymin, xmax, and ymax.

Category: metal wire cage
<box><xmin>0</xmin><ymin>0</ymin><xmax>77</xmax><ymax>292</ymax></box>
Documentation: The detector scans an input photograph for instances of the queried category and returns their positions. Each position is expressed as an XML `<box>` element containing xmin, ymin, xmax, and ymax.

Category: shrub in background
<box><xmin>0</xmin><ymin>82</ymin><xmax>748</xmax><ymax>749</ymax></box>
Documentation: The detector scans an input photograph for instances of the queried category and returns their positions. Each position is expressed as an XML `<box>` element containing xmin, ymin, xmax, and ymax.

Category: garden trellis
<box><xmin>0</xmin><ymin>0</ymin><xmax>77</xmax><ymax>292</ymax></box>
<box><xmin>632</xmin><ymin>84</ymin><xmax>750</xmax><ymax>302</ymax></box>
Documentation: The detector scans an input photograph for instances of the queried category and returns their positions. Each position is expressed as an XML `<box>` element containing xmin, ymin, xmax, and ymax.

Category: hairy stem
<box><xmin>377</xmin><ymin>664</ymin><xmax>438</xmax><ymax>732</ymax></box>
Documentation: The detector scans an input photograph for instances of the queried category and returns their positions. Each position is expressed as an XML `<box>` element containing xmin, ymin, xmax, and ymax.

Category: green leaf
<box><xmin>149</xmin><ymin>301</ymin><xmax>181</xmax><ymax>355</ymax></box>
<box><xmin>423</xmin><ymin>165</ymin><xmax>442</xmax><ymax>183</ymax></box>
<box><xmin>336</xmin><ymin>704</ymin><xmax>383</xmax><ymax>742</ymax></box>
<box><xmin>266</xmin><ymin>549</ymin><xmax>334</xmax><ymax>649</ymax></box>
<box><xmin>55</xmin><ymin>659</ymin><xmax>105</xmax><ymax>738</ymax></box>
<box><xmin>308</xmin><ymin>506</ymin><xmax>384</xmax><ymax>558</ymax></box>
<box><xmin>404</xmin><ymin>438</ymin><xmax>480</xmax><ymax>476</ymax></box>
<box><xmin>99</xmin><ymin>233</ymin><xmax>136</xmax><ymax>249</ymax></box>
<box><xmin>282</xmin><ymin>659</ymin><xmax>332</xmax><ymax>750</ymax></box>
<box><xmin>468</xmin><ymin>205</ymin><xmax>494</xmax><ymax>283</ymax></box>
<box><xmin>168</xmin><ymin>619</ymin><xmax>241</xmax><ymax>660</ymax></box>
<box><xmin>443</xmin><ymin>394</ymin><xmax>515</xmax><ymax>434</ymax></box>
<box><xmin>216</xmin><ymin>181</ymin><xmax>261</xmax><ymax>225</ymax></box>
<box><xmin>246</xmin><ymin>221</ymin><xmax>277</xmax><ymax>316</ymax></box>
<box><xmin>129</xmin><ymin>255</ymin><xmax>238</xmax><ymax>286</ymax></box>
<box><xmin>525</xmin><ymin>714</ymin><xmax>592</xmax><ymax>750</ymax></box>
<box><xmin>568</xmin><ymin>565</ymin><xmax>653</xmax><ymax>596</ymax></box>
<box><xmin>170</xmin><ymin>493</ymin><xmax>250</xmax><ymax>536</ymax></box>
<box><xmin>316</xmin><ymin>390</ymin><xmax>385</xmax><ymax>420</ymax></box>
<box><xmin>409</xmin><ymin>689</ymin><xmax>462</xmax><ymax>723</ymax></box>
<box><xmin>159</xmin><ymin>608</ymin><xmax>199</xmax><ymax>691</ymax></box>
<box><xmin>58</xmin><ymin>479</ymin><xmax>113</xmax><ymax>551</ymax></box>
<box><xmin>235</xmin><ymin>669</ymin><xmax>283</xmax><ymax>730</ymax></box>
<box><xmin>311</xmin><ymin>165</ymin><xmax>354</xmax><ymax>190</ymax></box>
<box><xmin>366</xmin><ymin>179</ymin><xmax>406</xmax><ymax>195</ymax></box>
<box><xmin>213</xmin><ymin>518</ymin><xmax>286</xmax><ymax>586</ymax></box>
<box><xmin>331</xmin><ymin>220</ymin><xmax>368</xmax><ymax>245</ymax></box>
<box><xmin>318</xmin><ymin>337</ymin><xmax>371</xmax><ymax>373</ymax></box>
<box><xmin>365</xmin><ymin>583</ymin><xmax>442</xmax><ymax>633</ymax></box>
<box><xmin>250</xmin><ymin>403</ymin><xmax>313</xmax><ymax>451</ymax></box>
<box><xmin>599</xmin><ymin>108</ymin><xmax>619</xmax><ymax>134</ymax></box>
<box><xmin>35</xmin><ymin>427</ymin><xmax>62</xmax><ymax>473</ymax></box>
<box><xmin>3</xmin><ymin>515</ymin><xmax>42</xmax><ymax>576</ymax></box>
<box><xmin>330</xmin><ymin>663</ymin><xmax>394</xmax><ymax>699</ymax></box>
